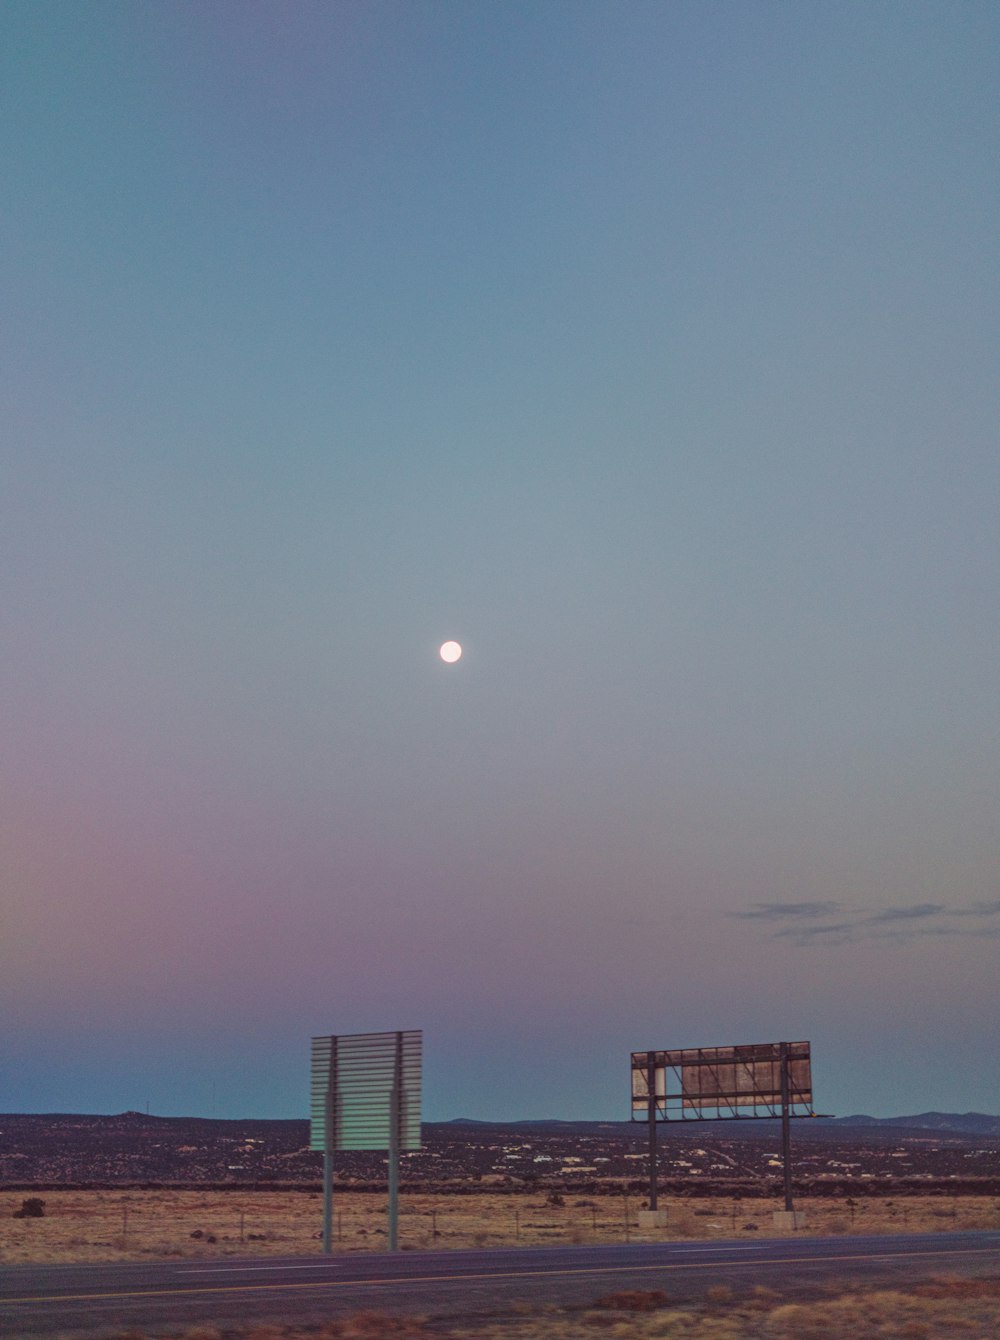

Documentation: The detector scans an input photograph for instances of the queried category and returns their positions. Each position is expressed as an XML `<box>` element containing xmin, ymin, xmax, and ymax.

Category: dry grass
<box><xmin>89</xmin><ymin>1277</ymin><xmax>1000</xmax><ymax>1338</ymax></box>
<box><xmin>147</xmin><ymin>1323</ymin><xmax>434</xmax><ymax>1340</ymax></box>
<box><xmin>3</xmin><ymin>1194</ymin><xmax>1000</xmax><ymax>1335</ymax></box>
<box><xmin>2</xmin><ymin>1188</ymin><xmax>1000</xmax><ymax>1264</ymax></box>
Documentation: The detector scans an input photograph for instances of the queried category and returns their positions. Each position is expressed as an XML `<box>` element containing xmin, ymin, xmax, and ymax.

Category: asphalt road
<box><xmin>3</xmin><ymin>1232</ymin><xmax>1000</xmax><ymax>1337</ymax></box>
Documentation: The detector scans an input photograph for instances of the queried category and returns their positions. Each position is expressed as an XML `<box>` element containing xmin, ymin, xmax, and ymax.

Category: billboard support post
<box><xmin>646</xmin><ymin>1051</ymin><xmax>658</xmax><ymax>1210</ymax></box>
<box><xmin>387</xmin><ymin>1031</ymin><xmax>402</xmax><ymax>1251</ymax></box>
<box><xmin>780</xmin><ymin>1041</ymin><xmax>794</xmax><ymax>1212</ymax></box>
<box><xmin>322</xmin><ymin>1036</ymin><xmax>337</xmax><ymax>1254</ymax></box>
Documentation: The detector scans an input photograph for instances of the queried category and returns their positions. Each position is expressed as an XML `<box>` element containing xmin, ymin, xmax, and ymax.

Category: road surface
<box><xmin>4</xmin><ymin>1231</ymin><xmax>1000</xmax><ymax>1336</ymax></box>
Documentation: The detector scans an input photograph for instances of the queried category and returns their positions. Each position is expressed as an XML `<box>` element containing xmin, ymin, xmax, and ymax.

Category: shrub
<box><xmin>593</xmin><ymin>1289</ymin><xmax>670</xmax><ymax>1311</ymax></box>
<box><xmin>706</xmin><ymin>1284</ymin><xmax>733</xmax><ymax>1304</ymax></box>
<box><xmin>13</xmin><ymin>1197</ymin><xmax>46</xmax><ymax>1218</ymax></box>
<box><xmin>337</xmin><ymin>1313</ymin><xmax>430</xmax><ymax>1337</ymax></box>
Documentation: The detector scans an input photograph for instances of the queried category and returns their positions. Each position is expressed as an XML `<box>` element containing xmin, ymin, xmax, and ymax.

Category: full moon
<box><xmin>439</xmin><ymin>640</ymin><xmax>463</xmax><ymax>663</ymax></box>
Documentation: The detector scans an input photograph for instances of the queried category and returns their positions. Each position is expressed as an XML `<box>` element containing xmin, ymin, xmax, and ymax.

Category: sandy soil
<box><xmin>2</xmin><ymin>1187</ymin><xmax>999</xmax><ymax>1264</ymax></box>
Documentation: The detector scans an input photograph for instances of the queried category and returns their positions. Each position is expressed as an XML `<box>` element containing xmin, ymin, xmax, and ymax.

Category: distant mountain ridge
<box><xmin>4</xmin><ymin>1109</ymin><xmax>998</xmax><ymax>1137</ymax></box>
<box><xmin>823</xmin><ymin>1111</ymin><xmax>1000</xmax><ymax>1136</ymax></box>
<box><xmin>445</xmin><ymin>1111</ymin><xmax>1000</xmax><ymax>1137</ymax></box>
<box><xmin>3</xmin><ymin>1109</ymin><xmax>997</xmax><ymax>1187</ymax></box>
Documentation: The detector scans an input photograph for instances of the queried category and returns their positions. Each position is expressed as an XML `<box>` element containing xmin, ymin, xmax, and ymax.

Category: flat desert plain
<box><xmin>4</xmin><ymin>1192</ymin><xmax>1000</xmax><ymax>1337</ymax></box>
<box><xmin>2</xmin><ymin>1188</ymin><xmax>999</xmax><ymax>1263</ymax></box>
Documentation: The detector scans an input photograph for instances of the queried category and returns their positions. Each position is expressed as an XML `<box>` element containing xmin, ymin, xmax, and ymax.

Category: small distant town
<box><xmin>2</xmin><ymin>1111</ymin><xmax>997</xmax><ymax>1198</ymax></box>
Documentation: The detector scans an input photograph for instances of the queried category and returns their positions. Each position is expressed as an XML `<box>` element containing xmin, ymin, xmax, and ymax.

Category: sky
<box><xmin>2</xmin><ymin>0</ymin><xmax>998</xmax><ymax>1124</ymax></box>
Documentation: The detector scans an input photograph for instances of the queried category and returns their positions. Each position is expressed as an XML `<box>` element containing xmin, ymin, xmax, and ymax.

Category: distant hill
<box><xmin>822</xmin><ymin>1111</ymin><xmax>1000</xmax><ymax>1137</ymax></box>
<box><xmin>2</xmin><ymin>1109</ymin><xmax>997</xmax><ymax>1188</ymax></box>
<box><xmin>6</xmin><ymin>1110</ymin><xmax>998</xmax><ymax>1134</ymax></box>
<box><xmin>445</xmin><ymin>1111</ymin><xmax>1000</xmax><ymax>1138</ymax></box>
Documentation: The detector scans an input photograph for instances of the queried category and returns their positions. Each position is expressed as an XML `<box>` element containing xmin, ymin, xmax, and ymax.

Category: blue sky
<box><xmin>2</xmin><ymin>0</ymin><xmax>998</xmax><ymax>1121</ymax></box>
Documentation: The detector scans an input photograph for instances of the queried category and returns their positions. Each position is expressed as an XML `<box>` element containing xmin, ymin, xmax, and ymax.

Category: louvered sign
<box><xmin>310</xmin><ymin>1029</ymin><xmax>422</xmax><ymax>1152</ymax></box>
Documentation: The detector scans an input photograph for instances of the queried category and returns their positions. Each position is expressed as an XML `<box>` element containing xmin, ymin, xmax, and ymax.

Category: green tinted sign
<box><xmin>310</xmin><ymin>1029</ymin><xmax>422</xmax><ymax>1152</ymax></box>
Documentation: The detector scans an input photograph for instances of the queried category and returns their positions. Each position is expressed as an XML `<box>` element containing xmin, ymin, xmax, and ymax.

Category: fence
<box><xmin>4</xmin><ymin>1188</ymin><xmax>998</xmax><ymax>1261</ymax></box>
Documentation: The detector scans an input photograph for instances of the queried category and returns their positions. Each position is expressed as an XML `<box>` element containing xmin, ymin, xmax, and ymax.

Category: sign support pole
<box><xmin>322</xmin><ymin>1036</ymin><xmax>337</xmax><ymax>1253</ymax></box>
<box><xmin>646</xmin><ymin>1051</ymin><xmax>658</xmax><ymax>1211</ymax></box>
<box><xmin>779</xmin><ymin>1041</ymin><xmax>794</xmax><ymax>1212</ymax></box>
<box><xmin>387</xmin><ymin>1031</ymin><xmax>402</xmax><ymax>1251</ymax></box>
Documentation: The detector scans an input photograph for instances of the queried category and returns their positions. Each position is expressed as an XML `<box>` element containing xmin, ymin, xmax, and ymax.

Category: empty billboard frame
<box><xmin>631</xmin><ymin>1041</ymin><xmax>812</xmax><ymax>1121</ymax></box>
<box><xmin>630</xmin><ymin>1041</ymin><xmax>815</xmax><ymax>1215</ymax></box>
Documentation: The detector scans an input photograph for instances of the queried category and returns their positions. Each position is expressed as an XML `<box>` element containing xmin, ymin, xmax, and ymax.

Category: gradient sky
<box><xmin>3</xmin><ymin>0</ymin><xmax>998</xmax><ymax>1123</ymax></box>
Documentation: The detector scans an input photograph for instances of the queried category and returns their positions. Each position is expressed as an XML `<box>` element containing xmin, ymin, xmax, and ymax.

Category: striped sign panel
<box><xmin>310</xmin><ymin>1030</ymin><xmax>422</xmax><ymax>1152</ymax></box>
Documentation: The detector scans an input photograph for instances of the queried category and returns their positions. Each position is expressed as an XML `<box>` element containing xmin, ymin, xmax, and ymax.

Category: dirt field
<box><xmin>5</xmin><ymin>1280</ymin><xmax>1000</xmax><ymax>1338</ymax></box>
<box><xmin>289</xmin><ymin>1277</ymin><xmax>1000</xmax><ymax>1339</ymax></box>
<box><xmin>4</xmin><ymin>1192</ymin><xmax>1000</xmax><ymax>1336</ymax></box>
<box><xmin>2</xmin><ymin>1188</ymin><xmax>999</xmax><ymax>1264</ymax></box>
<box><xmin>200</xmin><ymin>1279</ymin><xmax>1000</xmax><ymax>1339</ymax></box>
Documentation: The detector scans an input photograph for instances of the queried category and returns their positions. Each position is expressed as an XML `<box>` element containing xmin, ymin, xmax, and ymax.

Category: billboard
<box><xmin>310</xmin><ymin>1029</ymin><xmax>422</xmax><ymax>1152</ymax></box>
<box><xmin>631</xmin><ymin>1041</ymin><xmax>812</xmax><ymax>1121</ymax></box>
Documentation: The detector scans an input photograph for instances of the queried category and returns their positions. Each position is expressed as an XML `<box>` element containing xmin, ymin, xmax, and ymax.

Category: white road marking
<box><xmin>670</xmin><ymin>1244</ymin><xmax>772</xmax><ymax>1253</ymax></box>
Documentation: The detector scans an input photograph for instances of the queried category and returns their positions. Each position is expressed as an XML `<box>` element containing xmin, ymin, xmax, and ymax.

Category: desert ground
<box><xmin>224</xmin><ymin>1279</ymin><xmax>1000</xmax><ymax>1339</ymax></box>
<box><xmin>126</xmin><ymin>1281</ymin><xmax>1000</xmax><ymax>1340</ymax></box>
<box><xmin>3</xmin><ymin>1187</ymin><xmax>999</xmax><ymax>1264</ymax></box>
<box><xmin>5</xmin><ymin>1191</ymin><xmax>1000</xmax><ymax>1336</ymax></box>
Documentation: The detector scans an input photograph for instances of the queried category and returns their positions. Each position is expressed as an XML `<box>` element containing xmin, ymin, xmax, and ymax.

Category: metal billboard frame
<box><xmin>310</xmin><ymin>1029</ymin><xmax>422</xmax><ymax>1252</ymax></box>
<box><xmin>630</xmin><ymin>1041</ymin><xmax>815</xmax><ymax>1213</ymax></box>
<box><xmin>631</xmin><ymin>1042</ymin><xmax>813</xmax><ymax>1122</ymax></box>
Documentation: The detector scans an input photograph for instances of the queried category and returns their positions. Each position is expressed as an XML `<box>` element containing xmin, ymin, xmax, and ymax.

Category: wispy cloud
<box><xmin>731</xmin><ymin>897</ymin><xmax>1000</xmax><ymax>945</ymax></box>
<box><xmin>867</xmin><ymin>903</ymin><xmax>944</xmax><ymax>923</ymax></box>
<box><xmin>774</xmin><ymin>921</ymin><xmax>858</xmax><ymax>945</ymax></box>
<box><xmin>730</xmin><ymin>901</ymin><xmax>843</xmax><ymax>921</ymax></box>
<box><xmin>953</xmin><ymin>899</ymin><xmax>1000</xmax><ymax>918</ymax></box>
